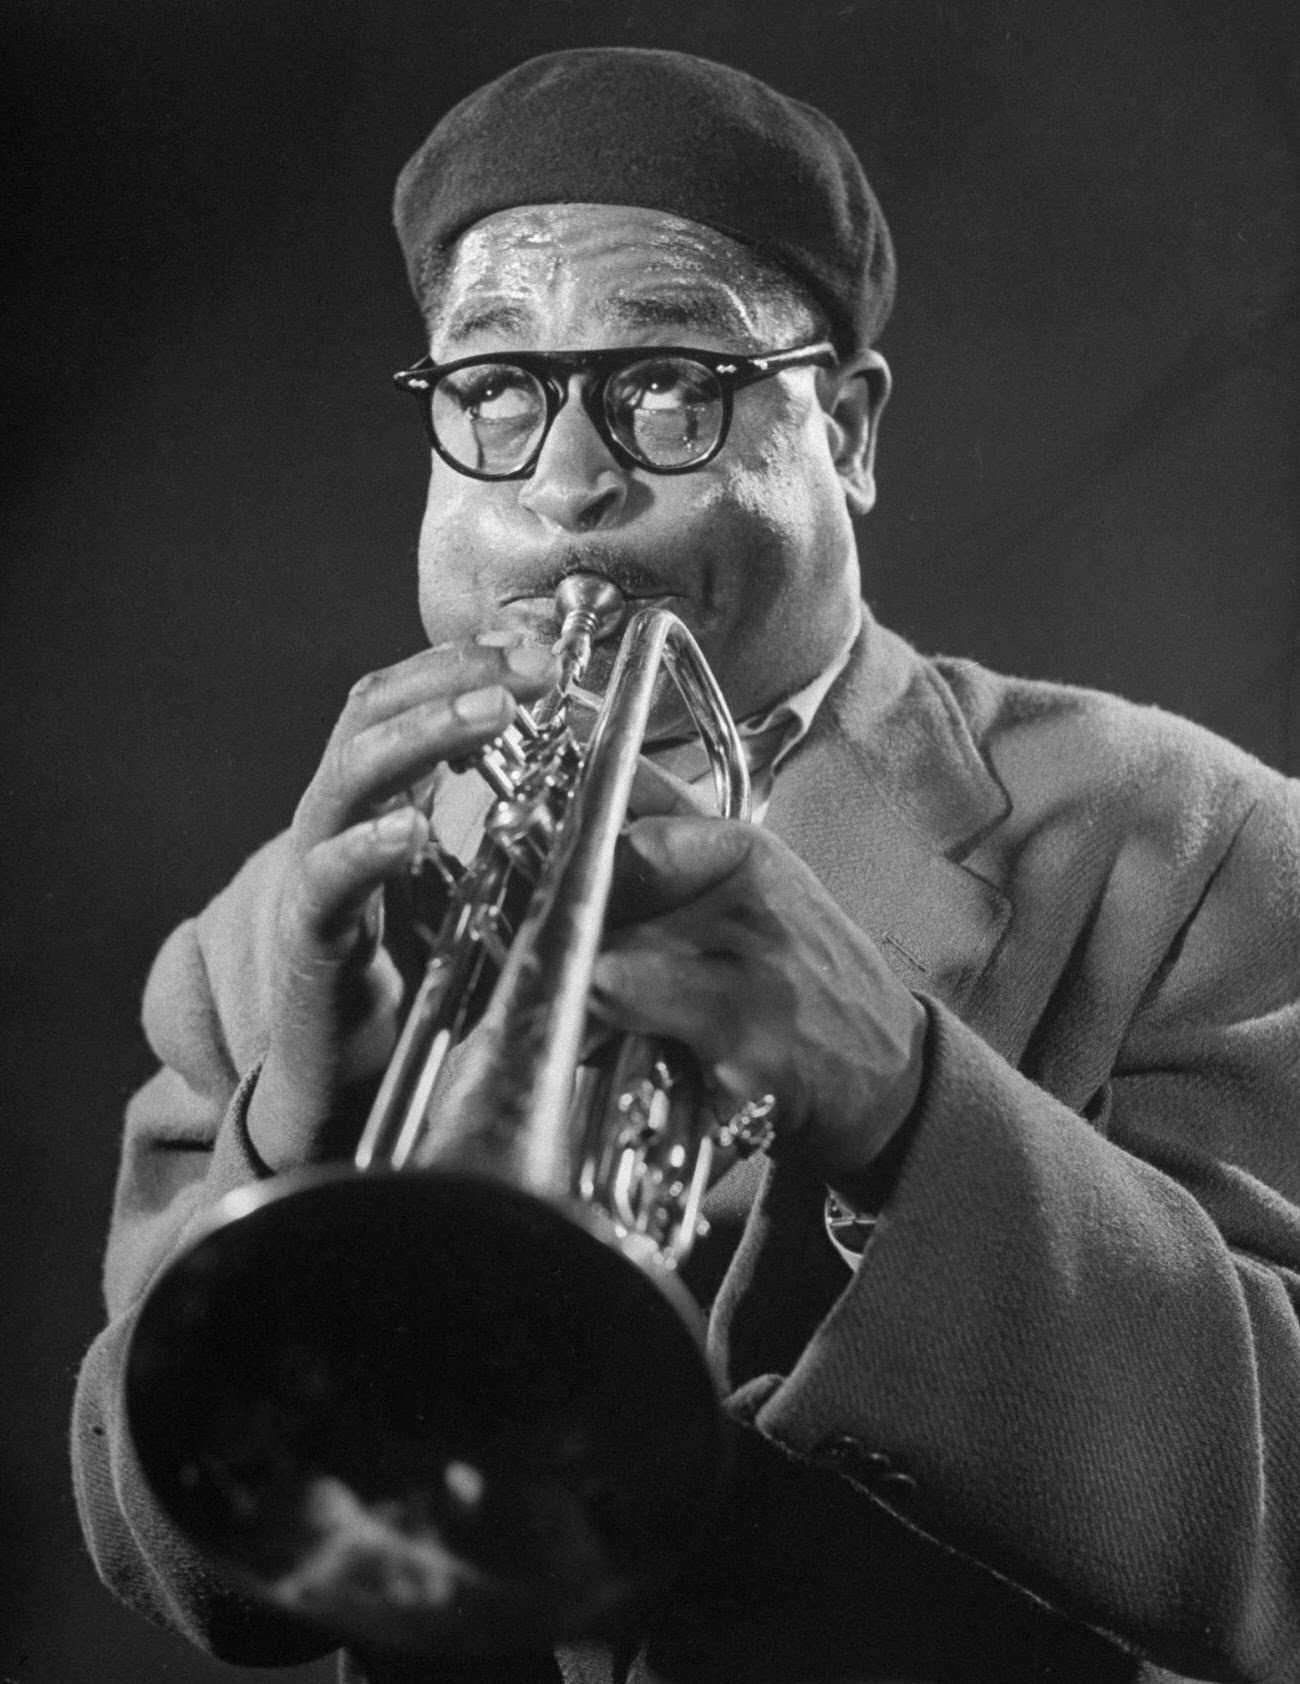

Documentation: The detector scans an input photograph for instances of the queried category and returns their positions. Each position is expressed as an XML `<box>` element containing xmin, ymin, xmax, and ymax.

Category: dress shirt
<box><xmin>648</xmin><ymin>602</ymin><xmax>862</xmax><ymax>820</ymax></box>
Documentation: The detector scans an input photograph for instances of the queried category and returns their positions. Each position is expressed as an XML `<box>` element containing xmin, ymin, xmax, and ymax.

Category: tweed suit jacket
<box><xmin>72</xmin><ymin>614</ymin><xmax>1300</xmax><ymax>1684</ymax></box>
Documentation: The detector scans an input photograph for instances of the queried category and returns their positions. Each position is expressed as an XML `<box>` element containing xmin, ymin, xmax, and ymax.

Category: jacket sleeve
<box><xmin>733</xmin><ymin>770</ymin><xmax>1300</xmax><ymax>1682</ymax></box>
<box><xmin>70</xmin><ymin>843</ymin><xmax>338</xmax><ymax>1665</ymax></box>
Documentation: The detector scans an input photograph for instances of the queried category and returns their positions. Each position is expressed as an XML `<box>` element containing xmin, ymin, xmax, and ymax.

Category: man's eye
<box><xmin>446</xmin><ymin>370</ymin><xmax>538</xmax><ymax>420</ymax></box>
<box><xmin>621</xmin><ymin>362</ymin><xmax>712</xmax><ymax>411</ymax></box>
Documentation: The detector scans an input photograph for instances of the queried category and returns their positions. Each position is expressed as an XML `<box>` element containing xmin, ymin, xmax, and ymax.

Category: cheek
<box><xmin>415</xmin><ymin>468</ymin><xmax>502</xmax><ymax>643</ymax></box>
<box><xmin>710</xmin><ymin>409</ymin><xmax>845</xmax><ymax>575</ymax></box>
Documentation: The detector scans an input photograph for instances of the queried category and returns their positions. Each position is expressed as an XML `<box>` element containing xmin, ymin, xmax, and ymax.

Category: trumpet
<box><xmin>125</xmin><ymin>575</ymin><xmax>753</xmax><ymax>1656</ymax></box>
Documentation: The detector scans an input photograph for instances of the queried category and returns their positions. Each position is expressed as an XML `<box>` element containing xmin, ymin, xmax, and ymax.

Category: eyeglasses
<box><xmin>391</xmin><ymin>342</ymin><xmax>837</xmax><ymax>479</ymax></box>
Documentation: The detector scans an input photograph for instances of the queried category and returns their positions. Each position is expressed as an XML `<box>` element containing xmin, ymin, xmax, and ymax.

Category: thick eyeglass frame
<box><xmin>391</xmin><ymin>341</ymin><xmax>838</xmax><ymax>480</ymax></box>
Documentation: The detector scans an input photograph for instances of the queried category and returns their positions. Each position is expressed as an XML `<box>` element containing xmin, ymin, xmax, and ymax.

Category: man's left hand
<box><xmin>592</xmin><ymin>816</ymin><xmax>928</xmax><ymax>1199</ymax></box>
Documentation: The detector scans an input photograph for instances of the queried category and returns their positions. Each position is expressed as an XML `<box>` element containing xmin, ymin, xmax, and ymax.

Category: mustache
<box><xmin>504</xmin><ymin>545</ymin><xmax>676</xmax><ymax>602</ymax></box>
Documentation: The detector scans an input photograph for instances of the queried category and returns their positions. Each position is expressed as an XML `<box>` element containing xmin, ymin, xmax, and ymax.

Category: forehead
<box><xmin>434</xmin><ymin>203</ymin><xmax>803</xmax><ymax>351</ymax></box>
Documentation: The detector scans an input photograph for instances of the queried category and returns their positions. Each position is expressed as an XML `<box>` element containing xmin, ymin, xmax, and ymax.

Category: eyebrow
<box><xmin>439</xmin><ymin>300</ymin><xmax>536</xmax><ymax>346</ymax></box>
<box><xmin>596</xmin><ymin>290</ymin><xmax>752</xmax><ymax>340</ymax></box>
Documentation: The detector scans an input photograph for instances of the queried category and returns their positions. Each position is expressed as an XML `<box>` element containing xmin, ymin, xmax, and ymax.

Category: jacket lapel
<box><xmin>765</xmin><ymin>614</ymin><xmax>1011</xmax><ymax>1017</ymax></box>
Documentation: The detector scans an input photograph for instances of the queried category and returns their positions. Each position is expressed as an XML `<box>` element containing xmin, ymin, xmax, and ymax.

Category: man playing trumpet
<box><xmin>73</xmin><ymin>47</ymin><xmax>1300</xmax><ymax>1684</ymax></box>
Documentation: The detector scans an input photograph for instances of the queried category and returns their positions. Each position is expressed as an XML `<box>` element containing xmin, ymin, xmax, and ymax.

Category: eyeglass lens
<box><xmin>429</xmin><ymin>356</ymin><xmax>726</xmax><ymax>475</ymax></box>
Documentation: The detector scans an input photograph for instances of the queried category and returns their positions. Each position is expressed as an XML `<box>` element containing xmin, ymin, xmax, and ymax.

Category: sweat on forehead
<box><xmin>426</xmin><ymin>204</ymin><xmax>823</xmax><ymax>351</ymax></box>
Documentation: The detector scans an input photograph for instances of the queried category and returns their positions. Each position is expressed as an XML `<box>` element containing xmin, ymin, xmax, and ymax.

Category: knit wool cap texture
<box><xmin>393</xmin><ymin>47</ymin><xmax>895</xmax><ymax>355</ymax></box>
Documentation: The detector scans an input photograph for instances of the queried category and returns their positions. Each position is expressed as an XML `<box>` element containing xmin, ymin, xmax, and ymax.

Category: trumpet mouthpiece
<box><xmin>548</xmin><ymin>575</ymin><xmax>628</xmax><ymax>703</ymax></box>
<box><xmin>554</xmin><ymin>574</ymin><xmax>626</xmax><ymax>645</ymax></box>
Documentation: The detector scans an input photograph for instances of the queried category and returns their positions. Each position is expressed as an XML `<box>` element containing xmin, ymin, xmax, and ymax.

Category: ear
<box><xmin>818</xmin><ymin>350</ymin><xmax>891</xmax><ymax>516</ymax></box>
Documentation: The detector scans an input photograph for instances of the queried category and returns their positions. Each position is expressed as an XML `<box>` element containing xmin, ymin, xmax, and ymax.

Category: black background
<box><xmin>1</xmin><ymin>1</ymin><xmax>1295</xmax><ymax>1679</ymax></box>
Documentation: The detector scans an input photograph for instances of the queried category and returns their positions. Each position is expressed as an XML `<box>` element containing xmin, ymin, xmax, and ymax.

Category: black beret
<box><xmin>393</xmin><ymin>47</ymin><xmax>895</xmax><ymax>355</ymax></box>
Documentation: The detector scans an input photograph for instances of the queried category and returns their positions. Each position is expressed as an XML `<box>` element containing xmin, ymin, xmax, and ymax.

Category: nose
<box><xmin>517</xmin><ymin>378</ymin><xmax>629</xmax><ymax>532</ymax></box>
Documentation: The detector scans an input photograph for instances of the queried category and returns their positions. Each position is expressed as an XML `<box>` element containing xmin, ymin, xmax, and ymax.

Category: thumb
<box><xmin>609</xmin><ymin>817</ymin><xmax>754</xmax><ymax>924</ymax></box>
<box><xmin>627</xmin><ymin>755</ymin><xmax>716</xmax><ymax>819</ymax></box>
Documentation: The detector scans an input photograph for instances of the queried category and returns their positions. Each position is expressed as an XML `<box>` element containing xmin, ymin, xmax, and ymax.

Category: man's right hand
<box><xmin>246</xmin><ymin>635</ymin><xmax>558</xmax><ymax>1172</ymax></box>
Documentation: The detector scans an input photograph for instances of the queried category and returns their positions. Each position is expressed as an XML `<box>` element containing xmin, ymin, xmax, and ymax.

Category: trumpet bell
<box><xmin>125</xmin><ymin>1165</ymin><xmax>725</xmax><ymax>1654</ymax></box>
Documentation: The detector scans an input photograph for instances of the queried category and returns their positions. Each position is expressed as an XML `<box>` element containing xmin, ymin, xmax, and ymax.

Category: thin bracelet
<box><xmin>824</xmin><ymin>1188</ymin><xmax>878</xmax><ymax>1262</ymax></box>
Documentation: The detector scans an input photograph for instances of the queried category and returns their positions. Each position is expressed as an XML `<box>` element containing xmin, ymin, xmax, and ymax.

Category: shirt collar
<box><xmin>736</xmin><ymin>596</ymin><xmax>863</xmax><ymax>777</ymax></box>
<box><xmin>646</xmin><ymin>598</ymin><xmax>863</xmax><ymax>816</ymax></box>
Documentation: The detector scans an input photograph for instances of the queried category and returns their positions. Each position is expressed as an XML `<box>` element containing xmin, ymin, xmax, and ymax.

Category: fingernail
<box><xmin>453</xmin><ymin>684</ymin><xmax>510</xmax><ymax>726</ymax></box>
<box><xmin>374</xmin><ymin>807</ymin><xmax>416</xmax><ymax>842</ymax></box>
<box><xmin>505</xmin><ymin>645</ymin><xmax>558</xmax><ymax>681</ymax></box>
<box><xmin>475</xmin><ymin>628</ymin><xmax>524</xmax><ymax>649</ymax></box>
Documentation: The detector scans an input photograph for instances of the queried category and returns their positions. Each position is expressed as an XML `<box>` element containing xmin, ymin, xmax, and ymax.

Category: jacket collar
<box><xmin>764</xmin><ymin>612</ymin><xmax>1010</xmax><ymax>1014</ymax></box>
